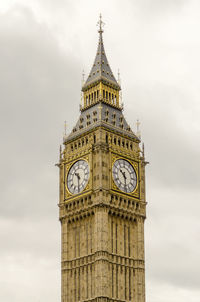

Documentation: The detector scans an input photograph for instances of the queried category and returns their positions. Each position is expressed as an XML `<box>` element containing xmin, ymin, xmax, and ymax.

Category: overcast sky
<box><xmin>0</xmin><ymin>0</ymin><xmax>200</xmax><ymax>301</ymax></box>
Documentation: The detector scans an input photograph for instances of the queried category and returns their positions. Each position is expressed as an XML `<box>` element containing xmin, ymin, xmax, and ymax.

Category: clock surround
<box><xmin>112</xmin><ymin>159</ymin><xmax>137</xmax><ymax>193</ymax></box>
<box><xmin>67</xmin><ymin>159</ymin><xmax>90</xmax><ymax>194</ymax></box>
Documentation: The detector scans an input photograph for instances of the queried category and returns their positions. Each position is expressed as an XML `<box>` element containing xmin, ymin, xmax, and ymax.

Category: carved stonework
<box><xmin>58</xmin><ymin>18</ymin><xmax>147</xmax><ymax>302</ymax></box>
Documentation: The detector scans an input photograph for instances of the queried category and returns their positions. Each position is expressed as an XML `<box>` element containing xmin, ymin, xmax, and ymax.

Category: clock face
<box><xmin>112</xmin><ymin>159</ymin><xmax>137</xmax><ymax>193</ymax></box>
<box><xmin>67</xmin><ymin>160</ymin><xmax>89</xmax><ymax>194</ymax></box>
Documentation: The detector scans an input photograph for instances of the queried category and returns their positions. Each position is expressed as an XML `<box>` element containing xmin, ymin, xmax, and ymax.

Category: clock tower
<box><xmin>58</xmin><ymin>16</ymin><xmax>147</xmax><ymax>302</ymax></box>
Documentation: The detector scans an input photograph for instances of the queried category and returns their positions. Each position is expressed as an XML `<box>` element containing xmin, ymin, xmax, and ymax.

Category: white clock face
<box><xmin>112</xmin><ymin>159</ymin><xmax>137</xmax><ymax>193</ymax></box>
<box><xmin>67</xmin><ymin>160</ymin><xmax>89</xmax><ymax>194</ymax></box>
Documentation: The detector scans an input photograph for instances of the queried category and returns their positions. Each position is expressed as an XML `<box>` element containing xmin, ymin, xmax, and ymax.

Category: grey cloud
<box><xmin>125</xmin><ymin>84</ymin><xmax>200</xmax><ymax>191</ymax></box>
<box><xmin>0</xmin><ymin>5</ymin><xmax>81</xmax><ymax>220</ymax></box>
<box><xmin>129</xmin><ymin>0</ymin><xmax>187</xmax><ymax>15</ymax></box>
<box><xmin>144</xmin><ymin>172</ymin><xmax>200</xmax><ymax>290</ymax></box>
<box><xmin>0</xmin><ymin>5</ymin><xmax>78</xmax><ymax>301</ymax></box>
<box><xmin>1</xmin><ymin>1</ymin><xmax>200</xmax><ymax>302</ymax></box>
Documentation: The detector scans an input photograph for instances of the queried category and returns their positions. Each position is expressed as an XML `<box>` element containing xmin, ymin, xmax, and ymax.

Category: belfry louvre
<box><xmin>58</xmin><ymin>16</ymin><xmax>147</xmax><ymax>302</ymax></box>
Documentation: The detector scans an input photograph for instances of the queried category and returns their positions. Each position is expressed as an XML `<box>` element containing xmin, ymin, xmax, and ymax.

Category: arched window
<box><xmin>93</xmin><ymin>135</ymin><xmax>96</xmax><ymax>144</ymax></box>
<box><xmin>106</xmin><ymin>134</ymin><xmax>108</xmax><ymax>144</ymax></box>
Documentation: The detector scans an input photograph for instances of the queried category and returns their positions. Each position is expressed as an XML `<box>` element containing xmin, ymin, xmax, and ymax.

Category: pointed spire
<box><xmin>82</xmin><ymin>15</ymin><xmax>120</xmax><ymax>91</ymax></box>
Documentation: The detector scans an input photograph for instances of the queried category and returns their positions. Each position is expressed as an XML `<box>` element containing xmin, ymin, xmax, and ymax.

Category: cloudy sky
<box><xmin>0</xmin><ymin>0</ymin><xmax>200</xmax><ymax>301</ymax></box>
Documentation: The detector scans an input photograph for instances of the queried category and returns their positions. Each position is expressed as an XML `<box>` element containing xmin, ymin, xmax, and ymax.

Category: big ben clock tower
<box><xmin>58</xmin><ymin>16</ymin><xmax>147</xmax><ymax>302</ymax></box>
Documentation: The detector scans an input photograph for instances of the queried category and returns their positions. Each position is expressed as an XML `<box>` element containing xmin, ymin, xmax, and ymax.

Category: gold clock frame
<box><xmin>64</xmin><ymin>156</ymin><xmax>91</xmax><ymax>199</ymax></box>
<box><xmin>111</xmin><ymin>153</ymin><xmax>140</xmax><ymax>198</ymax></box>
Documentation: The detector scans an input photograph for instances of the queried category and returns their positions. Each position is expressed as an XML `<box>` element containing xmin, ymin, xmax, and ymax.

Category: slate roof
<box><xmin>82</xmin><ymin>29</ymin><xmax>120</xmax><ymax>91</ymax></box>
<box><xmin>65</xmin><ymin>102</ymin><xmax>139</xmax><ymax>142</ymax></box>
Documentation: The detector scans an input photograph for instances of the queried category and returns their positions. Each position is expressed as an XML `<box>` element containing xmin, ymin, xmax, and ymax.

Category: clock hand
<box><xmin>75</xmin><ymin>172</ymin><xmax>81</xmax><ymax>192</ymax></box>
<box><xmin>120</xmin><ymin>169</ymin><xmax>127</xmax><ymax>180</ymax></box>
<box><xmin>120</xmin><ymin>169</ymin><xmax>124</xmax><ymax>177</ymax></box>
<box><xmin>120</xmin><ymin>169</ymin><xmax>127</xmax><ymax>191</ymax></box>
<box><xmin>124</xmin><ymin>175</ymin><xmax>127</xmax><ymax>192</ymax></box>
<box><xmin>75</xmin><ymin>172</ymin><xmax>80</xmax><ymax>180</ymax></box>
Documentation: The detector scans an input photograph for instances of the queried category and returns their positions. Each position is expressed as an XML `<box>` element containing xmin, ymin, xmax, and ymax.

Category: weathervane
<box><xmin>97</xmin><ymin>13</ymin><xmax>105</xmax><ymax>33</ymax></box>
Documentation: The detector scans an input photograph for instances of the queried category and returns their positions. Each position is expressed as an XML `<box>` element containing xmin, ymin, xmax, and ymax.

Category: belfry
<box><xmin>58</xmin><ymin>16</ymin><xmax>147</xmax><ymax>302</ymax></box>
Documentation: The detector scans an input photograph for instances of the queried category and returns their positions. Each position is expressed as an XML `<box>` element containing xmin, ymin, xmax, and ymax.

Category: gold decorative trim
<box><xmin>64</xmin><ymin>156</ymin><xmax>91</xmax><ymax>198</ymax></box>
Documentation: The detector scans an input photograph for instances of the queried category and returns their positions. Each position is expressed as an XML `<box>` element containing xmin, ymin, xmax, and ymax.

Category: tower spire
<box><xmin>82</xmin><ymin>15</ymin><xmax>120</xmax><ymax>91</ymax></box>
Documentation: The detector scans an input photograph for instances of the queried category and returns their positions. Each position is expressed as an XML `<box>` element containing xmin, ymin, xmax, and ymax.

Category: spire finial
<box><xmin>97</xmin><ymin>13</ymin><xmax>105</xmax><ymax>33</ymax></box>
<box><xmin>117</xmin><ymin>69</ymin><xmax>121</xmax><ymax>85</ymax></box>
<box><xmin>142</xmin><ymin>143</ymin><xmax>145</xmax><ymax>158</ymax></box>
<box><xmin>136</xmin><ymin>119</ymin><xmax>141</xmax><ymax>139</ymax></box>
<box><xmin>82</xmin><ymin>69</ymin><xmax>85</xmax><ymax>85</ymax></box>
<box><xmin>64</xmin><ymin>121</ymin><xmax>67</xmax><ymax>136</ymax></box>
<box><xmin>63</xmin><ymin>121</ymin><xmax>68</xmax><ymax>142</ymax></box>
<box><xmin>59</xmin><ymin>145</ymin><xmax>62</xmax><ymax>160</ymax></box>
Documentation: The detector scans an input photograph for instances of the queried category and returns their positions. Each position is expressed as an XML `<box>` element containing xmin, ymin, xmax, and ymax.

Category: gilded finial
<box><xmin>63</xmin><ymin>121</ymin><xmax>68</xmax><ymax>142</ymax></box>
<box><xmin>64</xmin><ymin>121</ymin><xmax>67</xmax><ymax>136</ymax></box>
<box><xmin>82</xmin><ymin>69</ymin><xmax>85</xmax><ymax>86</ymax></box>
<box><xmin>97</xmin><ymin>13</ymin><xmax>105</xmax><ymax>33</ymax></box>
<box><xmin>142</xmin><ymin>143</ymin><xmax>145</xmax><ymax>158</ymax></box>
<box><xmin>60</xmin><ymin>145</ymin><xmax>62</xmax><ymax>160</ymax></box>
<box><xmin>117</xmin><ymin>69</ymin><xmax>121</xmax><ymax>85</ymax></box>
<box><xmin>136</xmin><ymin>119</ymin><xmax>141</xmax><ymax>139</ymax></box>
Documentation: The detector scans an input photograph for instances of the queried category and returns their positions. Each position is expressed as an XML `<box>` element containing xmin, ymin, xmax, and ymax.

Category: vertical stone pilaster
<box><xmin>94</xmin><ymin>206</ymin><xmax>109</xmax><ymax>297</ymax></box>
<box><xmin>137</xmin><ymin>217</ymin><xmax>145</xmax><ymax>260</ymax></box>
<box><xmin>59</xmin><ymin>127</ymin><xmax>147</xmax><ymax>302</ymax></box>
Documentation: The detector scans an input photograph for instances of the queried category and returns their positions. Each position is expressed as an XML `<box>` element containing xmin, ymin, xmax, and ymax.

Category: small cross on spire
<box><xmin>97</xmin><ymin>13</ymin><xmax>105</xmax><ymax>33</ymax></box>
